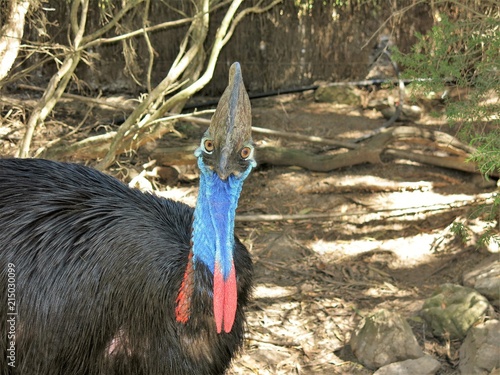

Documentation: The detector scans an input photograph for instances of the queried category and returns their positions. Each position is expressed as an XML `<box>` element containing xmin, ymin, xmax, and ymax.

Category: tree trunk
<box><xmin>0</xmin><ymin>0</ymin><xmax>30</xmax><ymax>85</ymax></box>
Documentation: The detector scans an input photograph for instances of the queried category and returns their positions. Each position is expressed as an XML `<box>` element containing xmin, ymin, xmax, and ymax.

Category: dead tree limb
<box><xmin>16</xmin><ymin>0</ymin><xmax>89</xmax><ymax>158</ymax></box>
<box><xmin>97</xmin><ymin>0</ymin><xmax>283</xmax><ymax>170</ymax></box>
<box><xmin>147</xmin><ymin>127</ymin><xmax>393</xmax><ymax>170</ymax></box>
<box><xmin>384</xmin><ymin>149</ymin><xmax>482</xmax><ymax>175</ymax></box>
<box><xmin>143</xmin><ymin>126</ymin><xmax>492</xmax><ymax>177</ymax></box>
<box><xmin>235</xmin><ymin>192</ymin><xmax>496</xmax><ymax>222</ymax></box>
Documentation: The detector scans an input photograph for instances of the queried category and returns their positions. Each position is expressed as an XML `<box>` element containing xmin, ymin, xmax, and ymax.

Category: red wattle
<box><xmin>213</xmin><ymin>265</ymin><xmax>224</xmax><ymax>333</ymax></box>
<box><xmin>176</xmin><ymin>252</ymin><xmax>193</xmax><ymax>324</ymax></box>
<box><xmin>224</xmin><ymin>263</ymin><xmax>237</xmax><ymax>333</ymax></box>
<box><xmin>213</xmin><ymin>261</ymin><xmax>238</xmax><ymax>334</ymax></box>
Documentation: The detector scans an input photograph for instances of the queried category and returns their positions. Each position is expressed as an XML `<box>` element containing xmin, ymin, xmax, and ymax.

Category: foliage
<box><xmin>393</xmin><ymin>1</ymin><xmax>499</xmax><ymax>242</ymax></box>
<box><xmin>394</xmin><ymin>8</ymin><xmax>500</xmax><ymax>178</ymax></box>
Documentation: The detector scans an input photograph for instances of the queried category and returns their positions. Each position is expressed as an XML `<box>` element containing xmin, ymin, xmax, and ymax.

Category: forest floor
<box><xmin>1</xmin><ymin>89</ymin><xmax>498</xmax><ymax>374</ymax></box>
<box><xmin>225</xmin><ymin>93</ymin><xmax>499</xmax><ymax>374</ymax></box>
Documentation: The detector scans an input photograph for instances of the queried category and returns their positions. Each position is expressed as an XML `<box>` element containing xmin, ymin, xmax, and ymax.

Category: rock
<box><xmin>373</xmin><ymin>355</ymin><xmax>441</xmax><ymax>375</ymax></box>
<box><xmin>459</xmin><ymin>320</ymin><xmax>500</xmax><ymax>375</ymax></box>
<box><xmin>463</xmin><ymin>255</ymin><xmax>500</xmax><ymax>307</ymax></box>
<box><xmin>314</xmin><ymin>86</ymin><xmax>361</xmax><ymax>105</ymax></box>
<box><xmin>380</xmin><ymin>104</ymin><xmax>422</xmax><ymax>121</ymax></box>
<box><xmin>421</xmin><ymin>283</ymin><xmax>490</xmax><ymax>340</ymax></box>
<box><xmin>350</xmin><ymin>309</ymin><xmax>424</xmax><ymax>369</ymax></box>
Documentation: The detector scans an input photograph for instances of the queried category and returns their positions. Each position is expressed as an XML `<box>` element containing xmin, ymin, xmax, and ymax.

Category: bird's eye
<box><xmin>204</xmin><ymin>139</ymin><xmax>214</xmax><ymax>153</ymax></box>
<box><xmin>240</xmin><ymin>147</ymin><xmax>252</xmax><ymax>159</ymax></box>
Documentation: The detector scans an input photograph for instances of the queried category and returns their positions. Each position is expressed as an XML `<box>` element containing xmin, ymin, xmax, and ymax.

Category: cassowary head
<box><xmin>196</xmin><ymin>62</ymin><xmax>255</xmax><ymax>179</ymax></box>
<box><xmin>177</xmin><ymin>62</ymin><xmax>255</xmax><ymax>334</ymax></box>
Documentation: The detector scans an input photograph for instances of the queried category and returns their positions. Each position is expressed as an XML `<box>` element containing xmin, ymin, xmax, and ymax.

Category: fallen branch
<box><xmin>384</xmin><ymin>149</ymin><xmax>484</xmax><ymax>175</ymax></box>
<box><xmin>143</xmin><ymin>125</ymin><xmax>491</xmax><ymax>178</ymax></box>
<box><xmin>149</xmin><ymin>126</ymin><xmax>392</xmax><ymax>171</ymax></box>
<box><xmin>235</xmin><ymin>192</ymin><xmax>496</xmax><ymax>222</ymax></box>
<box><xmin>389</xmin><ymin>126</ymin><xmax>476</xmax><ymax>154</ymax></box>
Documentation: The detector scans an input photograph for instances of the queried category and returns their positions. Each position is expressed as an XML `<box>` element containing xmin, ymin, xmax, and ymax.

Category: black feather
<box><xmin>0</xmin><ymin>158</ymin><xmax>252</xmax><ymax>375</ymax></box>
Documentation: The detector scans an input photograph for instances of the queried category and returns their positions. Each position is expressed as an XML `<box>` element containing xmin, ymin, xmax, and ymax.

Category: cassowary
<box><xmin>0</xmin><ymin>62</ymin><xmax>255</xmax><ymax>375</ymax></box>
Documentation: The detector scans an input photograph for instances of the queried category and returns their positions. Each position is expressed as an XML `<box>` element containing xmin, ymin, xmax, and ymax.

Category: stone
<box><xmin>380</xmin><ymin>104</ymin><xmax>422</xmax><ymax>121</ymax></box>
<box><xmin>463</xmin><ymin>255</ymin><xmax>500</xmax><ymax>307</ymax></box>
<box><xmin>459</xmin><ymin>320</ymin><xmax>500</xmax><ymax>375</ymax></box>
<box><xmin>421</xmin><ymin>283</ymin><xmax>490</xmax><ymax>340</ymax></box>
<box><xmin>350</xmin><ymin>309</ymin><xmax>424</xmax><ymax>370</ymax></box>
<box><xmin>373</xmin><ymin>355</ymin><xmax>441</xmax><ymax>375</ymax></box>
<box><xmin>314</xmin><ymin>85</ymin><xmax>361</xmax><ymax>105</ymax></box>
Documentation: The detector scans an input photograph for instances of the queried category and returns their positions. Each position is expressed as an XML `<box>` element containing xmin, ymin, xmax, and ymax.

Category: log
<box><xmin>144</xmin><ymin>126</ymin><xmax>492</xmax><ymax>177</ymax></box>
<box><xmin>148</xmin><ymin>127</ymin><xmax>393</xmax><ymax>171</ymax></box>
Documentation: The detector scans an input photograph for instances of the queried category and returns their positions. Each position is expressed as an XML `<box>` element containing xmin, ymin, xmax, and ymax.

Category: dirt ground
<box><xmin>1</xmin><ymin>90</ymin><xmax>498</xmax><ymax>374</ymax></box>
<box><xmin>227</xmin><ymin>94</ymin><xmax>499</xmax><ymax>374</ymax></box>
<box><xmin>153</xmin><ymin>92</ymin><xmax>499</xmax><ymax>374</ymax></box>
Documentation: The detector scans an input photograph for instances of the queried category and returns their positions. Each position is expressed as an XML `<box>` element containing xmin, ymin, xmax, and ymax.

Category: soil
<box><xmin>225</xmin><ymin>94</ymin><xmax>499</xmax><ymax>375</ymax></box>
<box><xmin>1</xmin><ymin>89</ymin><xmax>498</xmax><ymax>374</ymax></box>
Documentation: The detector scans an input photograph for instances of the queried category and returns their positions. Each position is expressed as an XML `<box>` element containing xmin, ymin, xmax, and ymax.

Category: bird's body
<box><xmin>0</xmin><ymin>62</ymin><xmax>255</xmax><ymax>374</ymax></box>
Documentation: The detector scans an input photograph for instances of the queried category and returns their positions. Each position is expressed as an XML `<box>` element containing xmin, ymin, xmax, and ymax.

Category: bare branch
<box><xmin>96</xmin><ymin>0</ymin><xmax>213</xmax><ymax>170</ymax></box>
<box><xmin>81</xmin><ymin>0</ymin><xmax>146</xmax><ymax>45</ymax></box>
<box><xmin>81</xmin><ymin>17</ymin><xmax>193</xmax><ymax>51</ymax></box>
<box><xmin>17</xmin><ymin>0</ymin><xmax>89</xmax><ymax>157</ymax></box>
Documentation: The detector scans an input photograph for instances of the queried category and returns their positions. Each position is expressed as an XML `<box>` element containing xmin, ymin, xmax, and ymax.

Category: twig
<box><xmin>16</xmin><ymin>0</ymin><xmax>89</xmax><ymax>157</ymax></box>
<box><xmin>34</xmin><ymin>99</ymin><xmax>96</xmax><ymax>157</ymax></box>
<box><xmin>16</xmin><ymin>84</ymin><xmax>135</xmax><ymax>111</ymax></box>
<box><xmin>248</xmin><ymin>337</ymin><xmax>300</xmax><ymax>348</ymax></box>
<box><xmin>142</xmin><ymin>0</ymin><xmax>154</xmax><ymax>94</ymax></box>
<box><xmin>96</xmin><ymin>0</ymin><xmax>213</xmax><ymax>170</ymax></box>
<box><xmin>252</xmin><ymin>126</ymin><xmax>358</xmax><ymax>149</ymax></box>
<box><xmin>235</xmin><ymin>193</ymin><xmax>496</xmax><ymax>222</ymax></box>
<box><xmin>82</xmin><ymin>16</ymin><xmax>193</xmax><ymax>51</ymax></box>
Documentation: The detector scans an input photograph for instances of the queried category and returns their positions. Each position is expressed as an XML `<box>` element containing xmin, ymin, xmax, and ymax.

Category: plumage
<box><xmin>0</xmin><ymin>62</ymin><xmax>255</xmax><ymax>375</ymax></box>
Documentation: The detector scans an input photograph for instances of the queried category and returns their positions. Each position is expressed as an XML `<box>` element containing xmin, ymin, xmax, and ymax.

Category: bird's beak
<box><xmin>209</xmin><ymin>62</ymin><xmax>252</xmax><ymax>180</ymax></box>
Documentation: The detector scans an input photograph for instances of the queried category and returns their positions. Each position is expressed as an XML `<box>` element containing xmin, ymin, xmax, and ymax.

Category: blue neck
<box><xmin>192</xmin><ymin>158</ymin><xmax>252</xmax><ymax>279</ymax></box>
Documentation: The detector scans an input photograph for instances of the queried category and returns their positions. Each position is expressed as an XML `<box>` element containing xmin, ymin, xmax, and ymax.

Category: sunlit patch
<box><xmin>253</xmin><ymin>284</ymin><xmax>298</xmax><ymax>299</ymax></box>
<box><xmin>311</xmin><ymin>233</ymin><xmax>438</xmax><ymax>267</ymax></box>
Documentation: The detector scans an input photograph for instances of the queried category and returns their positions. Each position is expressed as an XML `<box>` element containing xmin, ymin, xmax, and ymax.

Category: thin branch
<box><xmin>235</xmin><ymin>193</ymin><xmax>496</xmax><ymax>222</ymax></box>
<box><xmin>34</xmin><ymin>99</ymin><xmax>96</xmax><ymax>157</ymax></box>
<box><xmin>16</xmin><ymin>84</ymin><xmax>135</xmax><ymax>110</ymax></box>
<box><xmin>81</xmin><ymin>0</ymin><xmax>146</xmax><ymax>45</ymax></box>
<box><xmin>81</xmin><ymin>17</ymin><xmax>193</xmax><ymax>51</ymax></box>
<box><xmin>253</xmin><ymin>126</ymin><xmax>358</xmax><ymax>149</ymax></box>
<box><xmin>148</xmin><ymin>0</ymin><xmax>249</xmax><ymax>121</ymax></box>
<box><xmin>96</xmin><ymin>0</ymin><xmax>211</xmax><ymax>170</ymax></box>
<box><xmin>142</xmin><ymin>0</ymin><xmax>154</xmax><ymax>93</ymax></box>
<box><xmin>221</xmin><ymin>0</ymin><xmax>282</xmax><ymax>46</ymax></box>
<box><xmin>17</xmin><ymin>0</ymin><xmax>89</xmax><ymax>157</ymax></box>
<box><xmin>361</xmin><ymin>0</ymin><xmax>427</xmax><ymax>50</ymax></box>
